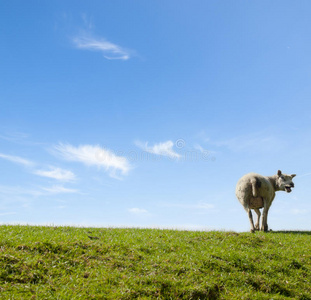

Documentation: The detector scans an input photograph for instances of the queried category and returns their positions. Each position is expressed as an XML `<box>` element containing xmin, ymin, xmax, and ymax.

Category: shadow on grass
<box><xmin>269</xmin><ymin>230</ymin><xmax>311</xmax><ymax>235</ymax></box>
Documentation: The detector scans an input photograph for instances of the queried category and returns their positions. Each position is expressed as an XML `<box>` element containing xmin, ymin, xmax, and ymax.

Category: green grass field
<box><xmin>0</xmin><ymin>225</ymin><xmax>310</xmax><ymax>299</ymax></box>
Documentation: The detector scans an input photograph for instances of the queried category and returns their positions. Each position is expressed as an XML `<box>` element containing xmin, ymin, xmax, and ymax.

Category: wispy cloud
<box><xmin>0</xmin><ymin>130</ymin><xmax>44</xmax><ymax>147</ymax></box>
<box><xmin>42</xmin><ymin>185</ymin><xmax>78</xmax><ymax>194</ymax></box>
<box><xmin>81</xmin><ymin>13</ymin><xmax>94</xmax><ymax>30</ymax></box>
<box><xmin>73</xmin><ymin>34</ymin><xmax>131</xmax><ymax>60</ymax></box>
<box><xmin>136</xmin><ymin>140</ymin><xmax>181</xmax><ymax>159</ymax></box>
<box><xmin>195</xmin><ymin>203</ymin><xmax>215</xmax><ymax>210</ymax></box>
<box><xmin>0</xmin><ymin>152</ymin><xmax>34</xmax><ymax>167</ymax></box>
<box><xmin>0</xmin><ymin>212</ymin><xmax>17</xmax><ymax>216</ymax></box>
<box><xmin>210</xmin><ymin>132</ymin><xmax>285</xmax><ymax>153</ymax></box>
<box><xmin>128</xmin><ymin>208</ymin><xmax>149</xmax><ymax>214</ymax></box>
<box><xmin>0</xmin><ymin>184</ymin><xmax>79</xmax><ymax>197</ymax></box>
<box><xmin>54</xmin><ymin>143</ymin><xmax>131</xmax><ymax>178</ymax></box>
<box><xmin>194</xmin><ymin>144</ymin><xmax>206</xmax><ymax>153</ymax></box>
<box><xmin>0</xmin><ymin>131</ymin><xmax>29</xmax><ymax>143</ymax></box>
<box><xmin>34</xmin><ymin>167</ymin><xmax>76</xmax><ymax>181</ymax></box>
<box><xmin>291</xmin><ymin>208</ymin><xmax>308</xmax><ymax>215</ymax></box>
<box><xmin>162</xmin><ymin>202</ymin><xmax>215</xmax><ymax>210</ymax></box>
<box><xmin>195</xmin><ymin>130</ymin><xmax>210</xmax><ymax>143</ymax></box>
<box><xmin>296</xmin><ymin>172</ymin><xmax>311</xmax><ymax>178</ymax></box>
<box><xmin>194</xmin><ymin>144</ymin><xmax>216</xmax><ymax>155</ymax></box>
<box><xmin>0</xmin><ymin>185</ymin><xmax>44</xmax><ymax>197</ymax></box>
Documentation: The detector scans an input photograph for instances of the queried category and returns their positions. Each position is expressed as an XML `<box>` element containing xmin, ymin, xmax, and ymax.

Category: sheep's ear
<box><xmin>277</xmin><ymin>170</ymin><xmax>282</xmax><ymax>176</ymax></box>
<box><xmin>291</xmin><ymin>174</ymin><xmax>296</xmax><ymax>178</ymax></box>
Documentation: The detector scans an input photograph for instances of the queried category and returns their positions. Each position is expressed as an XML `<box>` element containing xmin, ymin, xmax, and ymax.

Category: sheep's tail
<box><xmin>251</xmin><ymin>178</ymin><xmax>258</xmax><ymax>197</ymax></box>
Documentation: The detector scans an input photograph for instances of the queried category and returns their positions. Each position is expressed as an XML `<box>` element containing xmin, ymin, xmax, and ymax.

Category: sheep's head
<box><xmin>276</xmin><ymin>170</ymin><xmax>296</xmax><ymax>193</ymax></box>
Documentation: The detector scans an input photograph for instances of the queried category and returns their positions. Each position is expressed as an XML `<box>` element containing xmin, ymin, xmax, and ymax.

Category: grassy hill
<box><xmin>0</xmin><ymin>225</ymin><xmax>310</xmax><ymax>299</ymax></box>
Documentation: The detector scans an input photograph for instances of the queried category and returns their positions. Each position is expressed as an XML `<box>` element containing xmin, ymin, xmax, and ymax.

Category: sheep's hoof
<box><xmin>261</xmin><ymin>226</ymin><xmax>268</xmax><ymax>232</ymax></box>
<box><xmin>250</xmin><ymin>229</ymin><xmax>255</xmax><ymax>233</ymax></box>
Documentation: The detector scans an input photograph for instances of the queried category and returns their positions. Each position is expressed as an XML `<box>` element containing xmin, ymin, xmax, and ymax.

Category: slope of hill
<box><xmin>0</xmin><ymin>225</ymin><xmax>310</xmax><ymax>299</ymax></box>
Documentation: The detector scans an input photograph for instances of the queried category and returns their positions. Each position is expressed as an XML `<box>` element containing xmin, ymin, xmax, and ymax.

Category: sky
<box><xmin>1</xmin><ymin>1</ymin><xmax>311</xmax><ymax>231</ymax></box>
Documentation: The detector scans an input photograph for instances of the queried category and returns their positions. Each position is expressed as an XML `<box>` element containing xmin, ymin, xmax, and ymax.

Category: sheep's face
<box><xmin>276</xmin><ymin>170</ymin><xmax>296</xmax><ymax>193</ymax></box>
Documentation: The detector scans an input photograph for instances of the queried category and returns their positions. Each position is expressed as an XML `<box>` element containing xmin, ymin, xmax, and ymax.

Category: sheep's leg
<box><xmin>247</xmin><ymin>209</ymin><xmax>255</xmax><ymax>233</ymax></box>
<box><xmin>261</xmin><ymin>199</ymin><xmax>269</xmax><ymax>232</ymax></box>
<box><xmin>253</xmin><ymin>208</ymin><xmax>261</xmax><ymax>231</ymax></box>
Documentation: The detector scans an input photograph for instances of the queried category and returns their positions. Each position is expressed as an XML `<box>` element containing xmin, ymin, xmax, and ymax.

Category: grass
<box><xmin>0</xmin><ymin>226</ymin><xmax>311</xmax><ymax>299</ymax></box>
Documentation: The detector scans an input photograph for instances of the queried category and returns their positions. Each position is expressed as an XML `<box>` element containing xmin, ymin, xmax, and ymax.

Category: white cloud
<box><xmin>54</xmin><ymin>143</ymin><xmax>130</xmax><ymax>178</ymax></box>
<box><xmin>73</xmin><ymin>34</ymin><xmax>131</xmax><ymax>60</ymax></box>
<box><xmin>34</xmin><ymin>167</ymin><xmax>76</xmax><ymax>181</ymax></box>
<box><xmin>129</xmin><ymin>208</ymin><xmax>148</xmax><ymax>214</ymax></box>
<box><xmin>136</xmin><ymin>140</ymin><xmax>181</xmax><ymax>159</ymax></box>
<box><xmin>0</xmin><ymin>152</ymin><xmax>33</xmax><ymax>167</ymax></box>
<box><xmin>42</xmin><ymin>185</ymin><xmax>78</xmax><ymax>194</ymax></box>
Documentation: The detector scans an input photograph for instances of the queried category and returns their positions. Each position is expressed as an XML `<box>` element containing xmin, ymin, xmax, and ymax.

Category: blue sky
<box><xmin>1</xmin><ymin>1</ymin><xmax>311</xmax><ymax>231</ymax></box>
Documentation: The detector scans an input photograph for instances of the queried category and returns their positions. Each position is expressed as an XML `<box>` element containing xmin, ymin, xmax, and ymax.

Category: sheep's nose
<box><xmin>290</xmin><ymin>183</ymin><xmax>294</xmax><ymax>187</ymax></box>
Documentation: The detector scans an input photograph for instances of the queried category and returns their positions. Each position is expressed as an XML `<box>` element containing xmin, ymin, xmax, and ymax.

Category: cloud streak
<box><xmin>54</xmin><ymin>143</ymin><xmax>130</xmax><ymax>178</ymax></box>
<box><xmin>210</xmin><ymin>132</ymin><xmax>285</xmax><ymax>153</ymax></box>
<box><xmin>291</xmin><ymin>209</ymin><xmax>308</xmax><ymax>215</ymax></box>
<box><xmin>42</xmin><ymin>185</ymin><xmax>78</xmax><ymax>194</ymax></box>
<box><xmin>0</xmin><ymin>152</ymin><xmax>34</xmax><ymax>167</ymax></box>
<box><xmin>0</xmin><ymin>184</ymin><xmax>79</xmax><ymax>197</ymax></box>
<box><xmin>162</xmin><ymin>202</ymin><xmax>215</xmax><ymax>210</ymax></box>
<box><xmin>136</xmin><ymin>140</ymin><xmax>181</xmax><ymax>159</ymax></box>
<box><xmin>73</xmin><ymin>35</ymin><xmax>131</xmax><ymax>60</ymax></box>
<box><xmin>128</xmin><ymin>208</ymin><xmax>149</xmax><ymax>214</ymax></box>
<box><xmin>34</xmin><ymin>167</ymin><xmax>76</xmax><ymax>181</ymax></box>
<box><xmin>0</xmin><ymin>131</ymin><xmax>29</xmax><ymax>143</ymax></box>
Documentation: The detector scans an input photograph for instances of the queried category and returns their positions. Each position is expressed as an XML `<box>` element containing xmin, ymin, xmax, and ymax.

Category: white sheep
<box><xmin>236</xmin><ymin>170</ymin><xmax>296</xmax><ymax>232</ymax></box>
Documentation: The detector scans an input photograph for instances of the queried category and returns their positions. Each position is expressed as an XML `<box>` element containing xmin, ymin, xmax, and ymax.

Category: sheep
<box><xmin>236</xmin><ymin>170</ymin><xmax>296</xmax><ymax>232</ymax></box>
